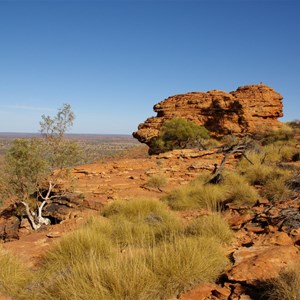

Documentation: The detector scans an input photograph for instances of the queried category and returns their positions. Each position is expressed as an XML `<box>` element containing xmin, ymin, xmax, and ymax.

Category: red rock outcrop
<box><xmin>133</xmin><ymin>84</ymin><xmax>283</xmax><ymax>144</ymax></box>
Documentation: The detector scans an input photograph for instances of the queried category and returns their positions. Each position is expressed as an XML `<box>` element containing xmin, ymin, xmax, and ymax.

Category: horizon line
<box><xmin>0</xmin><ymin>132</ymin><xmax>134</xmax><ymax>137</ymax></box>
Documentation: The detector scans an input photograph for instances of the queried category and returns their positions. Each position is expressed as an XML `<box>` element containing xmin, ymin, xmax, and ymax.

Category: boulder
<box><xmin>227</xmin><ymin>245</ymin><xmax>299</xmax><ymax>283</ymax></box>
<box><xmin>133</xmin><ymin>84</ymin><xmax>283</xmax><ymax>146</ymax></box>
<box><xmin>0</xmin><ymin>216</ymin><xmax>20</xmax><ymax>241</ymax></box>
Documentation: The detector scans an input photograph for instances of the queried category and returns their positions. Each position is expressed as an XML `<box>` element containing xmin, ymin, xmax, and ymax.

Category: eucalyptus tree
<box><xmin>1</xmin><ymin>104</ymin><xmax>80</xmax><ymax>229</ymax></box>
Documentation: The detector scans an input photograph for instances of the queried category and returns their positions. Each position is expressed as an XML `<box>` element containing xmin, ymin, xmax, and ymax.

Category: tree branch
<box><xmin>21</xmin><ymin>201</ymin><xmax>40</xmax><ymax>230</ymax></box>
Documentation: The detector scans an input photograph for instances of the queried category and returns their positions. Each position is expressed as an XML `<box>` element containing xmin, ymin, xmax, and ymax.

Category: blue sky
<box><xmin>0</xmin><ymin>0</ymin><xmax>299</xmax><ymax>134</ymax></box>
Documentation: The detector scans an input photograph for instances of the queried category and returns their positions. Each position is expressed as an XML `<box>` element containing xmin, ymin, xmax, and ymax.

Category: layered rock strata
<box><xmin>133</xmin><ymin>84</ymin><xmax>283</xmax><ymax>144</ymax></box>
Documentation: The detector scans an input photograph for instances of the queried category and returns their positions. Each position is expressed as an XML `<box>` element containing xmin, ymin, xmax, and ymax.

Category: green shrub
<box><xmin>263</xmin><ymin>141</ymin><xmax>299</xmax><ymax>163</ymax></box>
<box><xmin>149</xmin><ymin>118</ymin><xmax>210</xmax><ymax>154</ymax></box>
<box><xmin>185</xmin><ymin>213</ymin><xmax>233</xmax><ymax>244</ymax></box>
<box><xmin>1</xmin><ymin>198</ymin><xmax>230</xmax><ymax>300</ymax></box>
<box><xmin>201</xmin><ymin>138</ymin><xmax>221</xmax><ymax>149</ymax></box>
<box><xmin>29</xmin><ymin>251</ymin><xmax>159</xmax><ymax>300</ymax></box>
<box><xmin>102</xmin><ymin>198</ymin><xmax>176</xmax><ymax>221</ymax></box>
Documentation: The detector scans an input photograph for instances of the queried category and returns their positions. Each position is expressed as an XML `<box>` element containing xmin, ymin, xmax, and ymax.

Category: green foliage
<box><xmin>40</xmin><ymin>103</ymin><xmax>74</xmax><ymax>139</ymax></box>
<box><xmin>262</xmin><ymin>177</ymin><xmax>291</xmax><ymax>202</ymax></box>
<box><xmin>150</xmin><ymin>118</ymin><xmax>209</xmax><ymax>154</ymax></box>
<box><xmin>2</xmin><ymin>138</ymin><xmax>47</xmax><ymax>201</ymax></box>
<box><xmin>43</xmin><ymin>217</ymin><xmax>116</xmax><ymax>270</ymax></box>
<box><xmin>238</xmin><ymin>150</ymin><xmax>290</xmax><ymax>185</ymax></box>
<box><xmin>237</xmin><ymin>144</ymin><xmax>294</xmax><ymax>203</ymax></box>
<box><xmin>40</xmin><ymin>103</ymin><xmax>80</xmax><ymax>170</ymax></box>
<box><xmin>262</xmin><ymin>141</ymin><xmax>299</xmax><ymax>163</ymax></box>
<box><xmin>1</xmin><ymin>104</ymin><xmax>80</xmax><ymax>204</ymax></box>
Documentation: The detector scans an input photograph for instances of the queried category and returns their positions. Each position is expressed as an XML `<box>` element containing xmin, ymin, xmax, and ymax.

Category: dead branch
<box><xmin>208</xmin><ymin>141</ymin><xmax>251</xmax><ymax>184</ymax></box>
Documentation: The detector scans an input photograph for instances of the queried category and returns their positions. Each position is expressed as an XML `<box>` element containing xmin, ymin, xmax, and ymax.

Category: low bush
<box><xmin>1</xmin><ymin>193</ymin><xmax>231</xmax><ymax>300</ymax></box>
<box><xmin>263</xmin><ymin>141</ymin><xmax>299</xmax><ymax>163</ymax></box>
<box><xmin>27</xmin><ymin>250</ymin><xmax>159</xmax><ymax>300</ymax></box>
<box><xmin>27</xmin><ymin>236</ymin><xmax>228</xmax><ymax>300</ymax></box>
<box><xmin>149</xmin><ymin>118</ymin><xmax>210</xmax><ymax>154</ymax></box>
<box><xmin>17</xmin><ymin>203</ymin><xmax>228</xmax><ymax>299</ymax></box>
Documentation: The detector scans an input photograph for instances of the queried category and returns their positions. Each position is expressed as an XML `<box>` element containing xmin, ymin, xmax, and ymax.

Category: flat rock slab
<box><xmin>227</xmin><ymin>245</ymin><xmax>299</xmax><ymax>283</ymax></box>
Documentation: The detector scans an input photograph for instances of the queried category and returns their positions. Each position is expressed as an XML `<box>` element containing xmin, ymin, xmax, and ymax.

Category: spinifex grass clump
<box><xmin>102</xmin><ymin>198</ymin><xmax>183</xmax><ymax>246</ymax></box>
<box><xmin>32</xmin><ymin>251</ymin><xmax>160</xmax><ymax>300</ymax></box>
<box><xmin>3</xmin><ymin>197</ymin><xmax>230</xmax><ymax>300</ymax></box>
<box><xmin>222</xmin><ymin>171</ymin><xmax>259</xmax><ymax>206</ymax></box>
<box><xmin>266</xmin><ymin>262</ymin><xmax>300</xmax><ymax>300</ymax></box>
<box><xmin>163</xmin><ymin>170</ymin><xmax>258</xmax><ymax>210</ymax></box>
<box><xmin>238</xmin><ymin>147</ymin><xmax>293</xmax><ymax>202</ymax></box>
<box><xmin>43</xmin><ymin>217</ymin><xmax>116</xmax><ymax>270</ymax></box>
<box><xmin>147</xmin><ymin>236</ymin><xmax>228</xmax><ymax>299</ymax></box>
<box><xmin>163</xmin><ymin>173</ymin><xmax>225</xmax><ymax>210</ymax></box>
<box><xmin>0</xmin><ymin>247</ymin><xmax>32</xmax><ymax>299</ymax></box>
<box><xmin>27</xmin><ymin>235</ymin><xmax>228</xmax><ymax>300</ymax></box>
<box><xmin>144</xmin><ymin>174</ymin><xmax>168</xmax><ymax>189</ymax></box>
<box><xmin>185</xmin><ymin>213</ymin><xmax>233</xmax><ymax>244</ymax></box>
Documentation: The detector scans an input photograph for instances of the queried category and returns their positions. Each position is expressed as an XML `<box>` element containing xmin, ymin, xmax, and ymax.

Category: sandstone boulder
<box><xmin>0</xmin><ymin>216</ymin><xmax>20</xmax><ymax>241</ymax></box>
<box><xmin>133</xmin><ymin>84</ymin><xmax>283</xmax><ymax>146</ymax></box>
<box><xmin>227</xmin><ymin>245</ymin><xmax>299</xmax><ymax>283</ymax></box>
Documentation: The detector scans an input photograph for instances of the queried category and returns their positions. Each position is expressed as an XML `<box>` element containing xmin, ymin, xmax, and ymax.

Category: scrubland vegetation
<box><xmin>0</xmin><ymin>199</ymin><xmax>230</xmax><ymax>299</ymax></box>
<box><xmin>0</xmin><ymin>120</ymin><xmax>300</xmax><ymax>299</ymax></box>
<box><xmin>266</xmin><ymin>262</ymin><xmax>300</xmax><ymax>300</ymax></box>
<box><xmin>164</xmin><ymin>170</ymin><xmax>259</xmax><ymax>210</ymax></box>
<box><xmin>149</xmin><ymin>118</ymin><xmax>210</xmax><ymax>154</ymax></box>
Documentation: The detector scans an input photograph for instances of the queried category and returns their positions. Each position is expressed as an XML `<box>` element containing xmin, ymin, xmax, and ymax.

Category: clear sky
<box><xmin>0</xmin><ymin>0</ymin><xmax>299</xmax><ymax>134</ymax></box>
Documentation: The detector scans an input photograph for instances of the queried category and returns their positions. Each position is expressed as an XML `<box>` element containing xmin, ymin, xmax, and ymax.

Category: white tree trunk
<box><xmin>21</xmin><ymin>181</ymin><xmax>56</xmax><ymax>230</ymax></box>
<box><xmin>21</xmin><ymin>201</ymin><xmax>41</xmax><ymax>230</ymax></box>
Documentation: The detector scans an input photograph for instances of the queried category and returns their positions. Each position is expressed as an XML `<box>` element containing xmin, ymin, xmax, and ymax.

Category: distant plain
<box><xmin>0</xmin><ymin>133</ymin><xmax>140</xmax><ymax>164</ymax></box>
